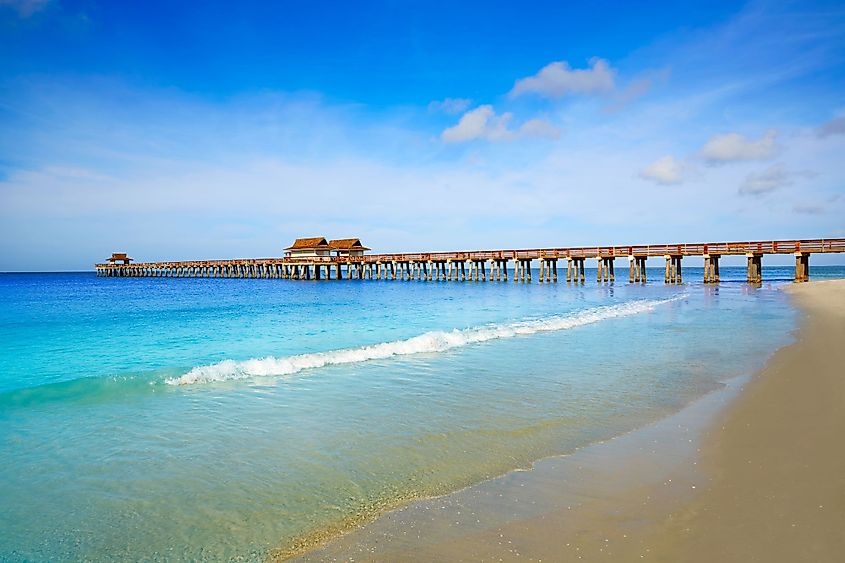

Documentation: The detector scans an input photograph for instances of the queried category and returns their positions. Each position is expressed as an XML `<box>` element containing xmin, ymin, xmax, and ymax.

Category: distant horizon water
<box><xmin>2</xmin><ymin>266</ymin><xmax>844</xmax><ymax>560</ymax></box>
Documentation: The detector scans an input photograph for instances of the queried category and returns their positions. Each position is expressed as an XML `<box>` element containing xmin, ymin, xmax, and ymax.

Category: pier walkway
<box><xmin>96</xmin><ymin>238</ymin><xmax>845</xmax><ymax>284</ymax></box>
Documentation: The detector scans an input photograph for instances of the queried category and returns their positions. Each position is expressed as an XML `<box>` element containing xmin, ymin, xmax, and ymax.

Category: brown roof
<box><xmin>285</xmin><ymin>237</ymin><xmax>330</xmax><ymax>250</ymax></box>
<box><xmin>329</xmin><ymin>238</ymin><xmax>370</xmax><ymax>251</ymax></box>
<box><xmin>106</xmin><ymin>253</ymin><xmax>133</xmax><ymax>262</ymax></box>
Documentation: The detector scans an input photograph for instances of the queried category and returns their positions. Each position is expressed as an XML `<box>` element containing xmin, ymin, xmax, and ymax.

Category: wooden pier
<box><xmin>95</xmin><ymin>238</ymin><xmax>845</xmax><ymax>284</ymax></box>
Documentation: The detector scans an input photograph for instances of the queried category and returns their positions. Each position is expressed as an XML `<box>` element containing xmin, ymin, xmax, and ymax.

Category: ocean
<box><xmin>1</xmin><ymin>266</ymin><xmax>842</xmax><ymax>560</ymax></box>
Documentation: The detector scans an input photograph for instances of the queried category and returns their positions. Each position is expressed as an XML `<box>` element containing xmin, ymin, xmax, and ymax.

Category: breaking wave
<box><xmin>166</xmin><ymin>297</ymin><xmax>681</xmax><ymax>386</ymax></box>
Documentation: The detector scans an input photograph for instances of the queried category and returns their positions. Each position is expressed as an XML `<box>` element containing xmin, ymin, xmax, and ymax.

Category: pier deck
<box><xmin>95</xmin><ymin>238</ymin><xmax>845</xmax><ymax>283</ymax></box>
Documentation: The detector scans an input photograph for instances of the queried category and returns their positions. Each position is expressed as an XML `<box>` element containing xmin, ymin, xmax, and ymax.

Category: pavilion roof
<box><xmin>329</xmin><ymin>238</ymin><xmax>370</xmax><ymax>251</ymax></box>
<box><xmin>106</xmin><ymin>253</ymin><xmax>134</xmax><ymax>262</ymax></box>
<box><xmin>285</xmin><ymin>237</ymin><xmax>330</xmax><ymax>250</ymax></box>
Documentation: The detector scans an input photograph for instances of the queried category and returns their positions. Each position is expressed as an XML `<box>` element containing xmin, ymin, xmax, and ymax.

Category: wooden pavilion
<box><xmin>329</xmin><ymin>239</ymin><xmax>370</xmax><ymax>258</ymax></box>
<box><xmin>284</xmin><ymin>237</ymin><xmax>332</xmax><ymax>260</ymax></box>
<box><xmin>106</xmin><ymin>252</ymin><xmax>134</xmax><ymax>265</ymax></box>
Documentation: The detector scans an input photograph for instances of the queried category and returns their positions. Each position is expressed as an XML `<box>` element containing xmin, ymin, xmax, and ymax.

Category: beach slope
<box><xmin>296</xmin><ymin>280</ymin><xmax>845</xmax><ymax>562</ymax></box>
<box><xmin>650</xmin><ymin>279</ymin><xmax>845</xmax><ymax>561</ymax></box>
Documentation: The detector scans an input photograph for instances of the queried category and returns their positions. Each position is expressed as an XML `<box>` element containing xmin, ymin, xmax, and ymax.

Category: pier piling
<box><xmin>664</xmin><ymin>255</ymin><xmax>682</xmax><ymax>284</ymax></box>
<box><xmin>703</xmin><ymin>254</ymin><xmax>720</xmax><ymax>283</ymax></box>
<box><xmin>795</xmin><ymin>252</ymin><xmax>810</xmax><ymax>282</ymax></box>
<box><xmin>746</xmin><ymin>253</ymin><xmax>763</xmax><ymax>284</ymax></box>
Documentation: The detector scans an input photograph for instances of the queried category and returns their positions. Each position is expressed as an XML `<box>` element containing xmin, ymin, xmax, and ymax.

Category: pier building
<box><xmin>329</xmin><ymin>239</ymin><xmax>370</xmax><ymax>259</ymax></box>
<box><xmin>106</xmin><ymin>252</ymin><xmax>134</xmax><ymax>265</ymax></box>
<box><xmin>284</xmin><ymin>238</ymin><xmax>332</xmax><ymax>260</ymax></box>
<box><xmin>96</xmin><ymin>238</ymin><xmax>844</xmax><ymax>284</ymax></box>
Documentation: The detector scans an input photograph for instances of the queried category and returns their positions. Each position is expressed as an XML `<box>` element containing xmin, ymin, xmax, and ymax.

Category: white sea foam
<box><xmin>166</xmin><ymin>297</ymin><xmax>681</xmax><ymax>386</ymax></box>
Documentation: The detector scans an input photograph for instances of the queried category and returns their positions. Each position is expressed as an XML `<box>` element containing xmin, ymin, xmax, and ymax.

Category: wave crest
<box><xmin>166</xmin><ymin>298</ymin><xmax>678</xmax><ymax>386</ymax></box>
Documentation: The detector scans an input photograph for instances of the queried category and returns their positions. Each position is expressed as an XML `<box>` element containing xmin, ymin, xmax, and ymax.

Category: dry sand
<box><xmin>296</xmin><ymin>280</ymin><xmax>845</xmax><ymax>562</ymax></box>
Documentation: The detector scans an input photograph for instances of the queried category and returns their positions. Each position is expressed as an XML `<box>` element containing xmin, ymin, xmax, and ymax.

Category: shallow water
<box><xmin>1</xmin><ymin>266</ymin><xmax>842</xmax><ymax>560</ymax></box>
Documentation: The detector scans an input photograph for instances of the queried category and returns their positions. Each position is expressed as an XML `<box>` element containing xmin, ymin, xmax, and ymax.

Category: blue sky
<box><xmin>1</xmin><ymin>0</ymin><xmax>844</xmax><ymax>270</ymax></box>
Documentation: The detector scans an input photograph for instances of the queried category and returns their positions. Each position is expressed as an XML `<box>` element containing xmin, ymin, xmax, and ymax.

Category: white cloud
<box><xmin>639</xmin><ymin>155</ymin><xmax>685</xmax><ymax>185</ymax></box>
<box><xmin>510</xmin><ymin>58</ymin><xmax>616</xmax><ymax>98</ymax></box>
<box><xmin>738</xmin><ymin>164</ymin><xmax>791</xmax><ymax>196</ymax></box>
<box><xmin>0</xmin><ymin>0</ymin><xmax>50</xmax><ymax>17</ymax></box>
<box><xmin>738</xmin><ymin>165</ymin><xmax>816</xmax><ymax>196</ymax></box>
<box><xmin>441</xmin><ymin>106</ymin><xmax>512</xmax><ymax>143</ymax></box>
<box><xmin>518</xmin><ymin>118</ymin><xmax>562</xmax><ymax>140</ymax></box>
<box><xmin>700</xmin><ymin>130</ymin><xmax>778</xmax><ymax>163</ymax></box>
<box><xmin>441</xmin><ymin>105</ymin><xmax>560</xmax><ymax>143</ymax></box>
<box><xmin>428</xmin><ymin>98</ymin><xmax>472</xmax><ymax>115</ymax></box>
<box><xmin>817</xmin><ymin>116</ymin><xmax>845</xmax><ymax>138</ymax></box>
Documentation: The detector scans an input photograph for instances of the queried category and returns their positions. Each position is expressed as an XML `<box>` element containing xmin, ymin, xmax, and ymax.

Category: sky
<box><xmin>1</xmin><ymin>0</ymin><xmax>844</xmax><ymax>271</ymax></box>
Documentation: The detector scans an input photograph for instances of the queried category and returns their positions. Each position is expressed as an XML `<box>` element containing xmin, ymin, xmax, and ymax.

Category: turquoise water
<box><xmin>1</xmin><ymin>266</ymin><xmax>842</xmax><ymax>560</ymax></box>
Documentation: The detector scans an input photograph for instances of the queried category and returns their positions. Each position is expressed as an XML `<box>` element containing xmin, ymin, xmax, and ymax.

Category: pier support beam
<box><xmin>470</xmin><ymin>260</ymin><xmax>485</xmax><ymax>281</ymax></box>
<box><xmin>567</xmin><ymin>257</ymin><xmax>585</xmax><ymax>283</ymax></box>
<box><xmin>514</xmin><ymin>259</ymin><xmax>532</xmax><ymax>282</ymax></box>
<box><xmin>664</xmin><ymin>255</ymin><xmax>682</xmax><ymax>284</ymax></box>
<box><xmin>795</xmin><ymin>252</ymin><xmax>810</xmax><ymax>282</ymax></box>
<box><xmin>628</xmin><ymin>256</ymin><xmax>647</xmax><ymax>283</ymax></box>
<box><xmin>596</xmin><ymin>257</ymin><xmax>615</xmax><ymax>283</ymax></box>
<box><xmin>537</xmin><ymin>258</ymin><xmax>556</xmax><ymax>283</ymax></box>
<box><xmin>746</xmin><ymin>253</ymin><xmax>762</xmax><ymax>284</ymax></box>
<box><xmin>703</xmin><ymin>254</ymin><xmax>720</xmax><ymax>284</ymax></box>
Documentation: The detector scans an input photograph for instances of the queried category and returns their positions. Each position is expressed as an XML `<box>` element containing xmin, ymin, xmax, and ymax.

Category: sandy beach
<box><xmin>647</xmin><ymin>279</ymin><xmax>845</xmax><ymax>562</ymax></box>
<box><xmin>297</xmin><ymin>279</ymin><xmax>845</xmax><ymax>562</ymax></box>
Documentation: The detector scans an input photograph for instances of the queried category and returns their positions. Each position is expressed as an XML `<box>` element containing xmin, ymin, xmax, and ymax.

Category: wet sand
<box><xmin>294</xmin><ymin>280</ymin><xmax>845</xmax><ymax>562</ymax></box>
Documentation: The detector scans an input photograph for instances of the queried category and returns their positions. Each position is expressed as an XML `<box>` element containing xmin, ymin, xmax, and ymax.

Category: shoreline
<box><xmin>292</xmin><ymin>279</ymin><xmax>845</xmax><ymax>561</ymax></box>
<box><xmin>643</xmin><ymin>279</ymin><xmax>845</xmax><ymax>561</ymax></box>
